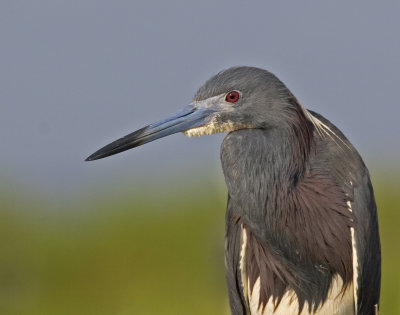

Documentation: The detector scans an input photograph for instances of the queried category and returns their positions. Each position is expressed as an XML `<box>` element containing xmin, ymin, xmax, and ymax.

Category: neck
<box><xmin>264</xmin><ymin>109</ymin><xmax>315</xmax><ymax>189</ymax></box>
<box><xmin>221</xmin><ymin>109</ymin><xmax>354</xmax><ymax>311</ymax></box>
<box><xmin>282</xmin><ymin>97</ymin><xmax>315</xmax><ymax>177</ymax></box>
<box><xmin>221</xmin><ymin>110</ymin><xmax>315</xmax><ymax>234</ymax></box>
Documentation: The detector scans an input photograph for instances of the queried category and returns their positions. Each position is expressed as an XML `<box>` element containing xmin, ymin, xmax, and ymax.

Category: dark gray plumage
<box><xmin>86</xmin><ymin>66</ymin><xmax>381</xmax><ymax>315</ymax></box>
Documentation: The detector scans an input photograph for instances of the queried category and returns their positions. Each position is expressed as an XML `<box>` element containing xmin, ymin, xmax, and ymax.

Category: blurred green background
<box><xmin>0</xmin><ymin>172</ymin><xmax>398</xmax><ymax>315</ymax></box>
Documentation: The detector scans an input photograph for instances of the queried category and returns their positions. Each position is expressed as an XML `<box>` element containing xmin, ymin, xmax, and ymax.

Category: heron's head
<box><xmin>86</xmin><ymin>66</ymin><xmax>299</xmax><ymax>161</ymax></box>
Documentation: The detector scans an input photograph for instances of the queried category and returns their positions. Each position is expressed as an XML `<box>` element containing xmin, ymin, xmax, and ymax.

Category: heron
<box><xmin>86</xmin><ymin>67</ymin><xmax>380</xmax><ymax>315</ymax></box>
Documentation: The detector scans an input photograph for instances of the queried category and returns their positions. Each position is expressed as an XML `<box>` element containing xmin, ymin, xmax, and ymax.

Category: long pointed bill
<box><xmin>86</xmin><ymin>105</ymin><xmax>214</xmax><ymax>161</ymax></box>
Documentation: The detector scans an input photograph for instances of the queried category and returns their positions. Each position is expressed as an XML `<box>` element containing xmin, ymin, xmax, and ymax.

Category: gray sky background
<box><xmin>1</xmin><ymin>1</ymin><xmax>399</xmax><ymax>198</ymax></box>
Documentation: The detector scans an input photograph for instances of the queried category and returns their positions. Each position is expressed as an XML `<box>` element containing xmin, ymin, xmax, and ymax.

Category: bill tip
<box><xmin>85</xmin><ymin>154</ymin><xmax>97</xmax><ymax>161</ymax></box>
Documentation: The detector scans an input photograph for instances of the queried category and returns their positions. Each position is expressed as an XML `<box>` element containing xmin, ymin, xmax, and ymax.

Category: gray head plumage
<box><xmin>193</xmin><ymin>66</ymin><xmax>300</xmax><ymax>131</ymax></box>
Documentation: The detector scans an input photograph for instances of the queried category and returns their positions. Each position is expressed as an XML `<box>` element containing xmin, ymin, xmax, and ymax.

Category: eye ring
<box><xmin>225</xmin><ymin>91</ymin><xmax>240</xmax><ymax>103</ymax></box>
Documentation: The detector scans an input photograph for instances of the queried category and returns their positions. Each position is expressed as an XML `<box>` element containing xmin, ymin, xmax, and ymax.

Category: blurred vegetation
<box><xmin>0</xmin><ymin>175</ymin><xmax>398</xmax><ymax>314</ymax></box>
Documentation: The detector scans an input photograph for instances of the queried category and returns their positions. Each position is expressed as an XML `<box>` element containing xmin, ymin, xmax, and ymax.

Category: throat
<box><xmin>183</xmin><ymin>119</ymin><xmax>246</xmax><ymax>137</ymax></box>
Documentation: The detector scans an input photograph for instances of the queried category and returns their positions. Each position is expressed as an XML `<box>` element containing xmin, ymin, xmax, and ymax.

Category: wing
<box><xmin>352</xmin><ymin>169</ymin><xmax>381</xmax><ymax>314</ymax></box>
<box><xmin>309</xmin><ymin>111</ymin><xmax>381</xmax><ymax>314</ymax></box>
<box><xmin>225</xmin><ymin>200</ymin><xmax>249</xmax><ymax>315</ymax></box>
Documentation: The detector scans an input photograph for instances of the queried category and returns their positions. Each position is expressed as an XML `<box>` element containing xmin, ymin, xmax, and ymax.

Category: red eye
<box><xmin>225</xmin><ymin>91</ymin><xmax>240</xmax><ymax>103</ymax></box>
